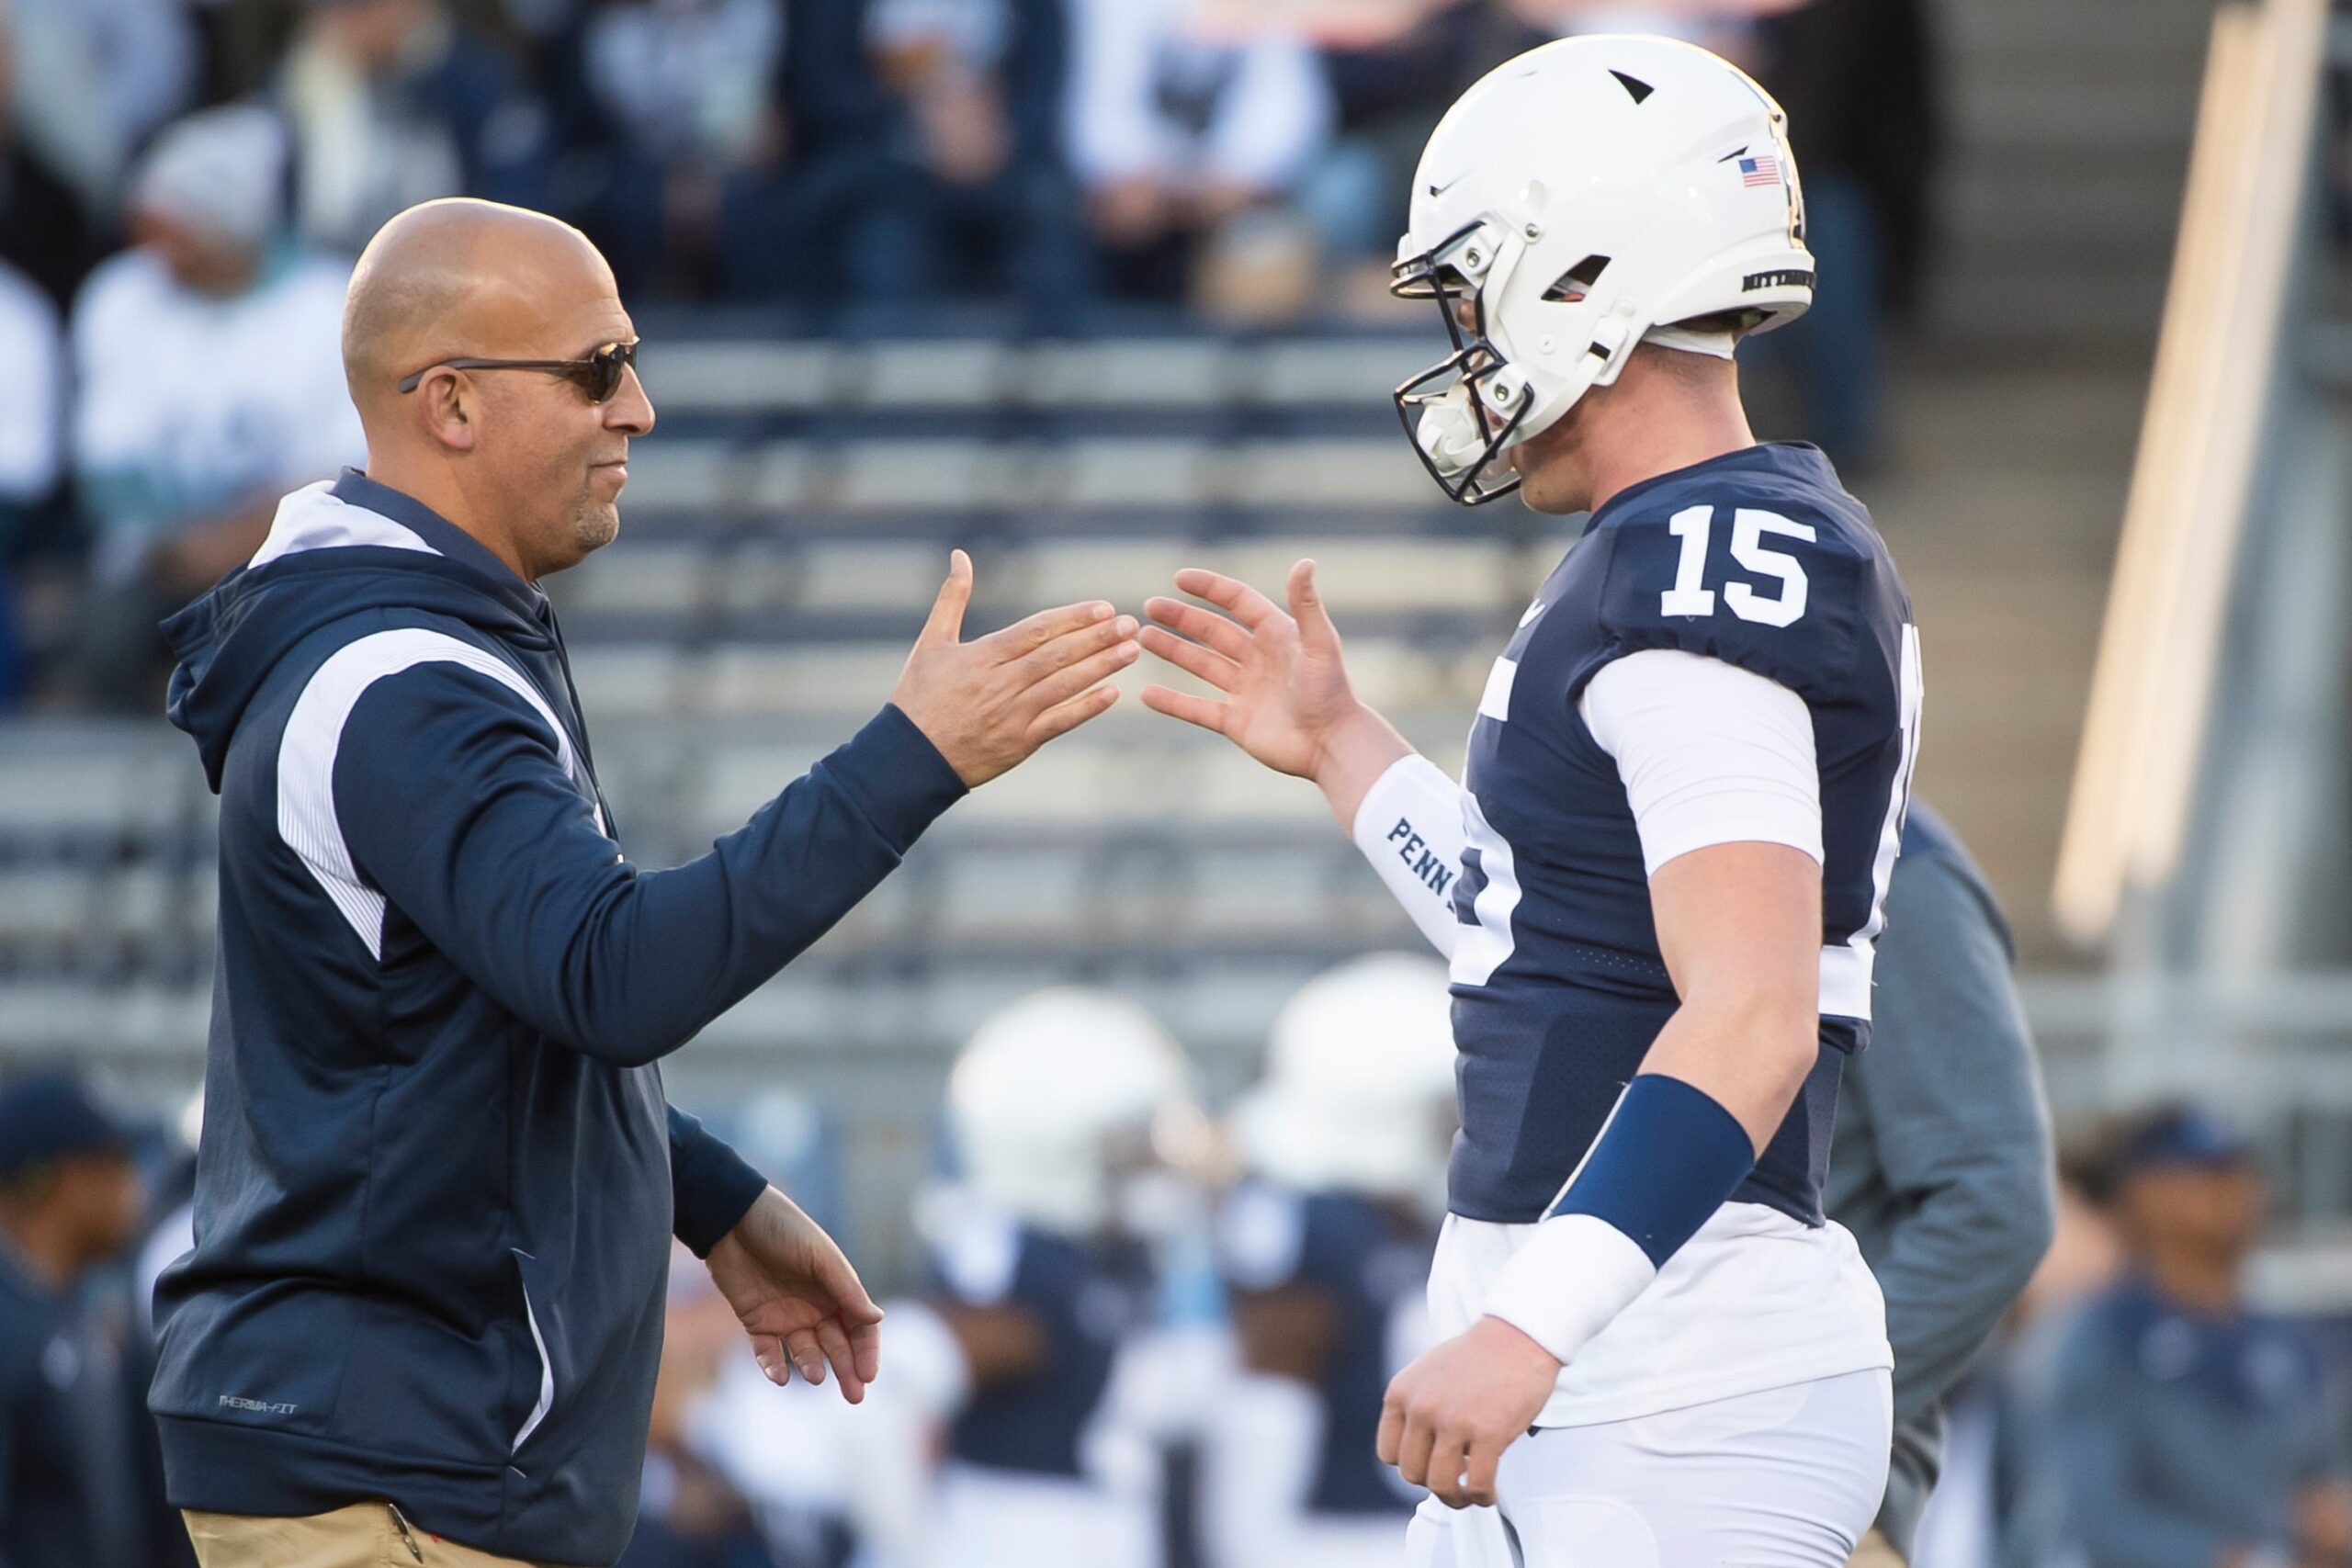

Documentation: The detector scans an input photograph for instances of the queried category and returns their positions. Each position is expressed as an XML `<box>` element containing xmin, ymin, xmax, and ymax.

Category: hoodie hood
<box><xmin>166</xmin><ymin>471</ymin><xmax>558</xmax><ymax>790</ymax></box>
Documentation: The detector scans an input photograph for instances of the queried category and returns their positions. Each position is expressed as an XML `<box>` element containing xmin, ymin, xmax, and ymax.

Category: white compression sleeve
<box><xmin>1349</xmin><ymin>754</ymin><xmax>1467</xmax><ymax>960</ymax></box>
<box><xmin>1577</xmin><ymin>649</ymin><xmax>1823</xmax><ymax>874</ymax></box>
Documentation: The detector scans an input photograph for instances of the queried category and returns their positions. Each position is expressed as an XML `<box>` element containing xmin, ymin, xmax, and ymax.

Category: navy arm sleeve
<box><xmin>669</xmin><ymin>1104</ymin><xmax>769</xmax><ymax>1258</ymax></box>
<box><xmin>1850</xmin><ymin>846</ymin><xmax>2055</xmax><ymax>1425</ymax></box>
<box><xmin>334</xmin><ymin>666</ymin><xmax>966</xmax><ymax>1065</ymax></box>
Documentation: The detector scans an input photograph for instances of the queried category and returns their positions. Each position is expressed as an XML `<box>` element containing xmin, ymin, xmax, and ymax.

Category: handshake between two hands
<box><xmin>718</xmin><ymin>548</ymin><xmax>1555</xmax><ymax>1509</ymax></box>
<box><xmin>887</xmin><ymin>547</ymin><xmax>1415</xmax><ymax>818</ymax></box>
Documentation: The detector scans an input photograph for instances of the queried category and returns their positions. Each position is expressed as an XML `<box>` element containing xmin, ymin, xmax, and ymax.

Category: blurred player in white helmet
<box><xmin>1141</xmin><ymin>34</ymin><xmax>1919</xmax><ymax>1568</ymax></box>
<box><xmin>1207</xmin><ymin>953</ymin><xmax>1457</xmax><ymax>1568</ymax></box>
<box><xmin>920</xmin><ymin>988</ymin><xmax>1211</xmax><ymax>1568</ymax></box>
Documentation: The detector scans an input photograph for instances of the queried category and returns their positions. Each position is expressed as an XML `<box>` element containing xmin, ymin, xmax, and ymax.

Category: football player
<box><xmin>922</xmin><ymin>988</ymin><xmax>1209</xmax><ymax>1568</ymax></box>
<box><xmin>1209</xmin><ymin>953</ymin><xmax>1457</xmax><ymax>1568</ymax></box>
<box><xmin>1139</xmin><ymin>35</ymin><xmax>1920</xmax><ymax>1568</ymax></box>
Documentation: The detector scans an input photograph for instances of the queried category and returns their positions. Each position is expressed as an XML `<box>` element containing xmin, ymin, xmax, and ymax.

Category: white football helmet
<box><xmin>1393</xmin><ymin>34</ymin><xmax>1815</xmax><ymax>504</ymax></box>
<box><xmin>1229</xmin><ymin>954</ymin><xmax>1458</xmax><ymax>1213</ymax></box>
<box><xmin>947</xmin><ymin>988</ymin><xmax>1206</xmax><ymax>1238</ymax></box>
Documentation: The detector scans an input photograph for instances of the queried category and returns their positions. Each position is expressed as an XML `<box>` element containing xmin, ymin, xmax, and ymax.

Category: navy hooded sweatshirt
<box><xmin>149</xmin><ymin>470</ymin><xmax>967</xmax><ymax>1566</ymax></box>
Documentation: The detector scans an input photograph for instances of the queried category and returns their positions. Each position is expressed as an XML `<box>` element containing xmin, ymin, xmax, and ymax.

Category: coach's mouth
<box><xmin>592</xmin><ymin>457</ymin><xmax>629</xmax><ymax>486</ymax></box>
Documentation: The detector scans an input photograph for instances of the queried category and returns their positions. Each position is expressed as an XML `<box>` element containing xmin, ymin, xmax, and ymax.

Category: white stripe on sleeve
<box><xmin>277</xmin><ymin>628</ymin><xmax>579</xmax><ymax>959</ymax></box>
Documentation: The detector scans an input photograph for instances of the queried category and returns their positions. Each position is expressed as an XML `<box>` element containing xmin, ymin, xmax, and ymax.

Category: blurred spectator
<box><xmin>616</xmin><ymin>1249</ymin><xmax>786</xmax><ymax>1568</ymax></box>
<box><xmin>0</xmin><ymin>256</ymin><xmax>62</xmax><ymax>709</ymax></box>
<box><xmin>1750</xmin><ymin>0</ymin><xmax>1942</xmax><ymax>469</ymax></box>
<box><xmin>568</xmin><ymin>0</ymin><xmax>783</xmax><ymax>296</ymax></box>
<box><xmin>5</xmin><ymin>0</ymin><xmax>198</xmax><ymax>209</ymax></box>
<box><xmin>1826</xmin><ymin>803</ymin><xmax>2055</xmax><ymax>1568</ymax></box>
<box><xmin>2019</xmin><ymin>1106</ymin><xmax>2352</xmax><ymax>1568</ymax></box>
<box><xmin>705</xmin><ymin>0</ymin><xmax>927</xmax><ymax>305</ymax></box>
<box><xmin>67</xmin><ymin>105</ymin><xmax>363</xmax><ymax>711</ymax></box>
<box><xmin>0</xmin><ymin>1072</ymin><xmax>145</xmax><ymax>1568</ymax></box>
<box><xmin>1207</xmin><ymin>954</ymin><xmax>1453</xmax><ymax>1568</ymax></box>
<box><xmin>0</xmin><ymin>5</ymin><xmax>106</xmax><ymax>312</ymax></box>
<box><xmin>277</xmin><ymin>0</ymin><xmax>554</xmax><ymax>256</ymax></box>
<box><xmin>1298</xmin><ymin>0</ymin><xmax>1541</xmax><ymax>310</ymax></box>
<box><xmin>868</xmin><ymin>0</ymin><xmax>1090</xmax><ymax>312</ymax></box>
<box><xmin>1064</xmin><ymin>0</ymin><xmax>1332</xmax><ymax>319</ymax></box>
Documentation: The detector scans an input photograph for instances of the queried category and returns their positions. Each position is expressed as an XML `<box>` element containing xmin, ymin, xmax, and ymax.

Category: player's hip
<box><xmin>1405</xmin><ymin>1369</ymin><xmax>1893</xmax><ymax>1568</ymax></box>
<box><xmin>1428</xmin><ymin>1207</ymin><xmax>1891</xmax><ymax>1427</ymax></box>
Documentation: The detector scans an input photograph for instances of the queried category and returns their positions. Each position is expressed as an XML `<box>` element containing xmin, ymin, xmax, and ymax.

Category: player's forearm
<box><xmin>1636</xmin><ymin>987</ymin><xmax>1820</xmax><ymax>1155</ymax></box>
<box><xmin>1311</xmin><ymin>703</ymin><xmax>1416</xmax><ymax>829</ymax></box>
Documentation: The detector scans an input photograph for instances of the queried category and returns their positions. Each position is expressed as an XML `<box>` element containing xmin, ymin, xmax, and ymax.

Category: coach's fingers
<box><xmin>1015</xmin><ymin>614</ymin><xmax>1138</xmax><ymax>684</ymax></box>
<box><xmin>1173</xmin><ymin>568</ymin><xmax>1285</xmax><ymax>631</ymax></box>
<box><xmin>1138</xmin><ymin>684</ymin><xmax>1228</xmax><ymax>735</ymax></box>
<box><xmin>848</xmin><ymin>1312</ymin><xmax>882</xmax><ymax>1387</ymax></box>
<box><xmin>1138</xmin><ymin>625</ymin><xmax>1239</xmax><ymax>692</ymax></box>
<box><xmin>1144</xmin><ymin>595</ymin><xmax>1252</xmax><ymax>662</ymax></box>
<box><xmin>782</xmin><ymin>1325</ymin><xmax>826</xmax><ymax>1385</ymax></box>
<box><xmin>1376</xmin><ymin>1392</ymin><xmax>1405</xmax><ymax>1468</ymax></box>
<box><xmin>1026</xmin><ymin>684</ymin><xmax>1121</xmax><ymax>746</ymax></box>
<box><xmin>1021</xmin><ymin>615</ymin><xmax>1138</xmax><ymax>691</ymax></box>
<box><xmin>1023</xmin><ymin>638</ymin><xmax>1139</xmax><ymax>715</ymax></box>
<box><xmin>752</xmin><ymin>1332</ymin><xmax>792</xmax><ymax>1387</ymax></box>
<box><xmin>813</xmin><ymin>1314</ymin><xmax>865</xmax><ymax>1404</ymax></box>
<box><xmin>918</xmin><ymin>549</ymin><xmax>975</xmax><ymax>647</ymax></box>
<box><xmin>990</xmin><ymin>598</ymin><xmax>1118</xmax><ymax>658</ymax></box>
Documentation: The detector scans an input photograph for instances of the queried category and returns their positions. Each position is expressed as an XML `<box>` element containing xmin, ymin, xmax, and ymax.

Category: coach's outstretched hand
<box><xmin>892</xmin><ymin>549</ymin><xmax>1140</xmax><ymax>786</ymax></box>
<box><xmin>707</xmin><ymin>1186</ymin><xmax>883</xmax><ymax>1404</ymax></box>
<box><xmin>1140</xmin><ymin>560</ymin><xmax>1414</xmax><ymax>827</ymax></box>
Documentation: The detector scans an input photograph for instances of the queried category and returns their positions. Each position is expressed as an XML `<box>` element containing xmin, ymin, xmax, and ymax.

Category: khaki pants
<box><xmin>1847</xmin><ymin>1528</ymin><xmax>1907</xmax><ymax>1568</ymax></box>
<box><xmin>182</xmin><ymin>1502</ymin><xmax>546</xmax><ymax>1567</ymax></box>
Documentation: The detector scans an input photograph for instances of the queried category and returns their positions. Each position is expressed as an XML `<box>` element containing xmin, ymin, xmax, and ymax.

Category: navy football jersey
<box><xmin>1448</xmin><ymin>443</ymin><xmax>1920</xmax><ymax>1226</ymax></box>
<box><xmin>1217</xmin><ymin>1182</ymin><xmax>1437</xmax><ymax>1516</ymax></box>
<box><xmin>933</xmin><ymin>1217</ymin><xmax>1154</xmax><ymax>1479</ymax></box>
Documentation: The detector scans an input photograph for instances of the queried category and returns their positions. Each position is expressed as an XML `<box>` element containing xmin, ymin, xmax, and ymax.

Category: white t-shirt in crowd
<box><xmin>71</xmin><ymin>245</ymin><xmax>364</xmax><ymax>581</ymax></box>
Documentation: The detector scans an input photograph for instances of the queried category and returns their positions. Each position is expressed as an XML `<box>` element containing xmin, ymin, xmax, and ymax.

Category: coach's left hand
<box><xmin>707</xmin><ymin>1186</ymin><xmax>884</xmax><ymax>1404</ymax></box>
<box><xmin>1378</xmin><ymin>1315</ymin><xmax>1559</xmax><ymax>1508</ymax></box>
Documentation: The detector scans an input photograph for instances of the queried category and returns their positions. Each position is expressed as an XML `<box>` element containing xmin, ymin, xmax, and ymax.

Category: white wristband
<box><xmin>1480</xmin><ymin>1214</ymin><xmax>1659</xmax><ymax>1366</ymax></box>
<box><xmin>1350</xmin><ymin>753</ymin><xmax>1469</xmax><ymax>960</ymax></box>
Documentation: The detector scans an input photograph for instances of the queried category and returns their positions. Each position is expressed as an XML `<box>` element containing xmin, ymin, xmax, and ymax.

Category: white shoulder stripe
<box><xmin>250</xmin><ymin>481</ymin><xmax>441</xmax><ymax>570</ymax></box>
<box><xmin>277</xmin><ymin>628</ymin><xmax>578</xmax><ymax>960</ymax></box>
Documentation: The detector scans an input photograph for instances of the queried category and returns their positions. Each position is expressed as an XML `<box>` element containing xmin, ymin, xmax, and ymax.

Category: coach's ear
<box><xmin>411</xmin><ymin>367</ymin><xmax>481</xmax><ymax>454</ymax></box>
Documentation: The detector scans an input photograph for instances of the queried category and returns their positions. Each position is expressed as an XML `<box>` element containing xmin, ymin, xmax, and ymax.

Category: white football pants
<box><xmin>1404</xmin><ymin>1369</ymin><xmax>1892</xmax><ymax>1568</ymax></box>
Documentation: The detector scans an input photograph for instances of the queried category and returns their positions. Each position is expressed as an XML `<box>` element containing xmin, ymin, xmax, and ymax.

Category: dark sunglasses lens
<box><xmin>574</xmin><ymin>344</ymin><xmax>629</xmax><ymax>402</ymax></box>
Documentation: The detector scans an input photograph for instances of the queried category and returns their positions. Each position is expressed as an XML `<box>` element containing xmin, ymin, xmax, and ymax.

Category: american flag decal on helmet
<box><xmin>1738</xmin><ymin>154</ymin><xmax>1781</xmax><ymax>187</ymax></box>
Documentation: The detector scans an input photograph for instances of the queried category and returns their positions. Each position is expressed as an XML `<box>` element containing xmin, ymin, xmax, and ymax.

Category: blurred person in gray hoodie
<box><xmin>1826</xmin><ymin>803</ymin><xmax>2056</xmax><ymax>1567</ymax></box>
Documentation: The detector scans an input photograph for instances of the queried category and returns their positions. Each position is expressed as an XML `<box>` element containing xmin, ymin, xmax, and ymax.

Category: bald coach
<box><xmin>148</xmin><ymin>198</ymin><xmax>1138</xmax><ymax>1568</ymax></box>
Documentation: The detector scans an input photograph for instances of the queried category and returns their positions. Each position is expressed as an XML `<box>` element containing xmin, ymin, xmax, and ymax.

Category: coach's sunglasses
<box><xmin>397</xmin><ymin>340</ymin><xmax>639</xmax><ymax>402</ymax></box>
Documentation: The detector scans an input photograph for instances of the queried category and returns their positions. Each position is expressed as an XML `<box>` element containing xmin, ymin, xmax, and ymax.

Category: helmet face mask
<box><xmin>1392</xmin><ymin>220</ymin><xmax>1535</xmax><ymax>507</ymax></box>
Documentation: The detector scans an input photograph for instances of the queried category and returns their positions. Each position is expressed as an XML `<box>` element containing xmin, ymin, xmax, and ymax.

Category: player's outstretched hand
<box><xmin>892</xmin><ymin>550</ymin><xmax>1139</xmax><ymax>787</ymax></box>
<box><xmin>1141</xmin><ymin>560</ymin><xmax>1412</xmax><ymax>821</ymax></box>
<box><xmin>707</xmin><ymin>1185</ymin><xmax>884</xmax><ymax>1404</ymax></box>
<box><xmin>1377</xmin><ymin>1316</ymin><xmax>1559</xmax><ymax>1509</ymax></box>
